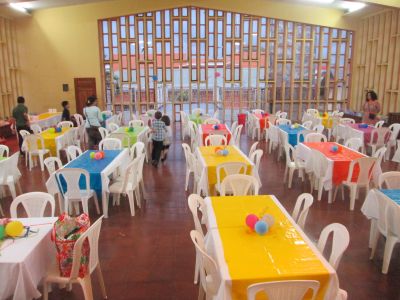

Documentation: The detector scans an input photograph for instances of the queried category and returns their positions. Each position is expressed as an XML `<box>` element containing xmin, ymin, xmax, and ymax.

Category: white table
<box><xmin>0</xmin><ymin>217</ymin><xmax>57</xmax><ymax>300</ymax></box>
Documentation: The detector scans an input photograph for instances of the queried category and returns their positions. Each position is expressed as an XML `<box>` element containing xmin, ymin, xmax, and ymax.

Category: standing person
<box><xmin>61</xmin><ymin>100</ymin><xmax>71</xmax><ymax>121</ymax></box>
<box><xmin>362</xmin><ymin>90</ymin><xmax>381</xmax><ymax>125</ymax></box>
<box><xmin>83</xmin><ymin>96</ymin><xmax>103</xmax><ymax>150</ymax></box>
<box><xmin>151</xmin><ymin>111</ymin><xmax>165</xmax><ymax>167</ymax></box>
<box><xmin>160</xmin><ymin>114</ymin><xmax>172</xmax><ymax>162</ymax></box>
<box><xmin>12</xmin><ymin>96</ymin><xmax>31</xmax><ymax>154</ymax></box>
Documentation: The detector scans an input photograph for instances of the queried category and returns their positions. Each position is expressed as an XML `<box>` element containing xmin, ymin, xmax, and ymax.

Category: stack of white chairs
<box><xmin>10</xmin><ymin>192</ymin><xmax>55</xmax><ymax>218</ymax></box>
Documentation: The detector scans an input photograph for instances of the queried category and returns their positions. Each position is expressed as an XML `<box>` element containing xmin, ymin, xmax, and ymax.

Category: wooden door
<box><xmin>74</xmin><ymin>78</ymin><xmax>97</xmax><ymax>115</ymax></box>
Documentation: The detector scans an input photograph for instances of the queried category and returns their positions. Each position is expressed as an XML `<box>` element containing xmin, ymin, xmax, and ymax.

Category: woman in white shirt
<box><xmin>83</xmin><ymin>96</ymin><xmax>103</xmax><ymax>149</ymax></box>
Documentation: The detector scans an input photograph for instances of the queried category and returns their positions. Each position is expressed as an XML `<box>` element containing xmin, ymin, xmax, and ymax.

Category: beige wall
<box><xmin>15</xmin><ymin>0</ymin><xmax>359</xmax><ymax>114</ymax></box>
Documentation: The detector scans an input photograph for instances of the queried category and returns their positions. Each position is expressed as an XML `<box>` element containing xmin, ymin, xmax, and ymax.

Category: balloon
<box><xmin>245</xmin><ymin>214</ymin><xmax>259</xmax><ymax>230</ymax></box>
<box><xmin>129</xmin><ymin>127</ymin><xmax>134</xmax><ymax>132</ymax></box>
<box><xmin>94</xmin><ymin>152</ymin><xmax>102</xmax><ymax>160</ymax></box>
<box><xmin>99</xmin><ymin>151</ymin><xmax>105</xmax><ymax>159</ymax></box>
<box><xmin>5</xmin><ymin>221</ymin><xmax>24</xmax><ymax>237</ymax></box>
<box><xmin>213</xmin><ymin>124</ymin><xmax>219</xmax><ymax>130</ymax></box>
<box><xmin>56</xmin><ymin>127</ymin><xmax>62</xmax><ymax>133</ymax></box>
<box><xmin>214</xmin><ymin>147</ymin><xmax>223</xmax><ymax>153</ymax></box>
<box><xmin>49</xmin><ymin>128</ymin><xmax>55</xmax><ymax>133</ymax></box>
<box><xmin>262</xmin><ymin>214</ymin><xmax>275</xmax><ymax>227</ymax></box>
<box><xmin>215</xmin><ymin>71</ymin><xmax>221</xmax><ymax>78</ymax></box>
<box><xmin>331</xmin><ymin>145</ymin><xmax>339</xmax><ymax>153</ymax></box>
<box><xmin>222</xmin><ymin>149</ymin><xmax>229</xmax><ymax>156</ymax></box>
<box><xmin>152</xmin><ymin>75</ymin><xmax>158</xmax><ymax>81</ymax></box>
<box><xmin>255</xmin><ymin>220</ymin><xmax>269</xmax><ymax>235</ymax></box>
<box><xmin>125</xmin><ymin>127</ymin><xmax>129</xmax><ymax>132</ymax></box>
<box><xmin>90</xmin><ymin>152</ymin><xmax>95</xmax><ymax>159</ymax></box>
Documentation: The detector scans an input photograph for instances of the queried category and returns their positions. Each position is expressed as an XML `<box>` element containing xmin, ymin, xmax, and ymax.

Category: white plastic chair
<box><xmin>128</xmin><ymin>120</ymin><xmax>144</xmax><ymax>127</ymax></box>
<box><xmin>231</xmin><ymin>124</ymin><xmax>243</xmax><ymax>146</ymax></box>
<box><xmin>375</xmin><ymin>120</ymin><xmax>384</xmax><ymax>128</ymax></box>
<box><xmin>99</xmin><ymin>138</ymin><xmax>122</xmax><ymax>150</ymax></box>
<box><xmin>107</xmin><ymin>122</ymin><xmax>120</xmax><ymax>133</ymax></box>
<box><xmin>57</xmin><ymin>121</ymin><xmax>74</xmax><ymax>128</ymax></box>
<box><xmin>378</xmin><ymin>171</ymin><xmax>400</xmax><ymax>189</ymax></box>
<box><xmin>182</xmin><ymin>143</ymin><xmax>196</xmax><ymax>191</ymax></box>
<box><xmin>10</xmin><ymin>192</ymin><xmax>55</xmax><ymax>218</ymax></box>
<box><xmin>344</xmin><ymin>137</ymin><xmax>363</xmax><ymax>152</ymax></box>
<box><xmin>220</xmin><ymin>174</ymin><xmax>259</xmax><ymax>196</ymax></box>
<box><xmin>30</xmin><ymin>124</ymin><xmax>42</xmax><ymax>134</ymax></box>
<box><xmin>373</xmin><ymin>146</ymin><xmax>387</xmax><ymax>171</ymax></box>
<box><xmin>190</xmin><ymin>230</ymin><xmax>220</xmax><ymax>300</ymax></box>
<box><xmin>0</xmin><ymin>144</ymin><xmax>9</xmax><ymax>157</ymax></box>
<box><xmin>268</xmin><ymin>123</ymin><xmax>280</xmax><ymax>154</ymax></box>
<box><xmin>215</xmin><ymin>162</ymin><xmax>247</xmax><ymax>194</ymax></box>
<box><xmin>305</xmin><ymin>133</ymin><xmax>327</xmax><ymax>143</ymax></box>
<box><xmin>116</xmin><ymin>112</ymin><xmax>123</xmax><ymax>126</ymax></box>
<box><xmin>284</xmin><ymin>144</ymin><xmax>305</xmax><ymax>188</ymax></box>
<box><xmin>130</xmin><ymin>141</ymin><xmax>145</xmax><ymax>159</ymax></box>
<box><xmin>109</xmin><ymin>132</ymin><xmax>130</xmax><ymax>148</ymax></box>
<box><xmin>367</xmin><ymin>128</ymin><xmax>388</xmax><ymax>156</ymax></box>
<box><xmin>250</xmin><ymin>149</ymin><xmax>263</xmax><ymax>187</ymax></box>
<box><xmin>302</xmin><ymin>121</ymin><xmax>313</xmax><ymax>130</ymax></box>
<box><xmin>108</xmin><ymin>157</ymin><xmax>141</xmax><ymax>216</ymax></box>
<box><xmin>74</xmin><ymin>113</ymin><xmax>84</xmax><ymax>127</ymax></box>
<box><xmin>180</xmin><ymin>111</ymin><xmax>190</xmax><ymax>140</ymax></box>
<box><xmin>43</xmin><ymin>216</ymin><xmax>107</xmax><ymax>300</ymax></box>
<box><xmin>204</xmin><ymin>134</ymin><xmax>227</xmax><ymax>146</ymax></box>
<box><xmin>25</xmin><ymin>134</ymin><xmax>51</xmax><ymax>171</ymax></box>
<box><xmin>231</xmin><ymin>121</ymin><xmax>238</xmax><ymax>135</ymax></box>
<box><xmin>306</xmin><ymin>108</ymin><xmax>319</xmax><ymax>117</ymax></box>
<box><xmin>250</xmin><ymin>114</ymin><xmax>262</xmax><ymax>140</ymax></box>
<box><xmin>333</xmin><ymin>157</ymin><xmax>377</xmax><ymax>210</ymax></box>
<box><xmin>98</xmin><ymin>127</ymin><xmax>108</xmax><ymax>140</ymax></box>
<box><xmin>276</xmin><ymin>118</ymin><xmax>292</xmax><ymax>126</ymax></box>
<box><xmin>67</xmin><ymin>145</ymin><xmax>83</xmax><ymax>161</ymax></box>
<box><xmin>0</xmin><ymin>153</ymin><xmax>22</xmax><ymax>203</ymax></box>
<box><xmin>313</xmin><ymin>124</ymin><xmax>324</xmax><ymax>134</ymax></box>
<box><xmin>310</xmin><ymin>149</ymin><xmax>329</xmax><ymax>201</ymax></box>
<box><xmin>317</xmin><ymin>223</ymin><xmax>350</xmax><ymax>270</ymax></box>
<box><xmin>55</xmin><ymin>168</ymin><xmax>100</xmax><ymax>216</ymax></box>
<box><xmin>277</xmin><ymin>111</ymin><xmax>288</xmax><ymax>119</ymax></box>
<box><xmin>292</xmin><ymin>193</ymin><xmax>313</xmax><ymax>229</ymax></box>
<box><xmin>247</xmin><ymin>280</ymin><xmax>320</xmax><ymax>300</ymax></box>
<box><xmin>248</xmin><ymin>141</ymin><xmax>259</xmax><ymax>158</ymax></box>
<box><xmin>44</xmin><ymin>157</ymin><xmax>63</xmax><ymax>176</ymax></box>
<box><xmin>203</xmin><ymin>118</ymin><xmax>220</xmax><ymax>125</ymax></box>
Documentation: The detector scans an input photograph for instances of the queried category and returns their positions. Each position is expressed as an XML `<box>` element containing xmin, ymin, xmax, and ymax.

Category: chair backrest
<box><xmin>70</xmin><ymin>216</ymin><xmax>104</xmax><ymax>279</ymax></box>
<box><xmin>274</xmin><ymin>110</ymin><xmax>281</xmax><ymax>116</ymax></box>
<box><xmin>249</xmin><ymin>149</ymin><xmax>263</xmax><ymax>172</ymax></box>
<box><xmin>188</xmin><ymin>194</ymin><xmax>207</xmax><ymax>236</ymax></box>
<box><xmin>99</xmin><ymin>138</ymin><xmax>122</xmax><ymax>150</ymax></box>
<box><xmin>98</xmin><ymin>127</ymin><xmax>108</xmax><ymax>140</ymax></box>
<box><xmin>375</xmin><ymin>120</ymin><xmax>384</xmax><ymax>128</ymax></box>
<box><xmin>292</xmin><ymin>193</ymin><xmax>313</xmax><ymax>229</ymax></box>
<box><xmin>370</xmin><ymin>128</ymin><xmax>388</xmax><ymax>146</ymax></box>
<box><xmin>306</xmin><ymin>108</ymin><xmax>319</xmax><ymax>117</ymax></box>
<box><xmin>248</xmin><ymin>141</ymin><xmax>259</xmax><ymax>157</ymax></box>
<box><xmin>67</xmin><ymin>145</ymin><xmax>83</xmax><ymax>161</ymax></box>
<box><xmin>317</xmin><ymin>223</ymin><xmax>350</xmax><ymax>270</ymax></box>
<box><xmin>30</xmin><ymin>124</ymin><xmax>42</xmax><ymax>134</ymax></box>
<box><xmin>344</xmin><ymin>137</ymin><xmax>363</xmax><ymax>152</ymax></box>
<box><xmin>192</xmin><ymin>108</ymin><xmax>203</xmax><ymax>115</ymax></box>
<box><xmin>311</xmin><ymin>149</ymin><xmax>329</xmax><ymax>178</ymax></box>
<box><xmin>220</xmin><ymin>174</ymin><xmax>259</xmax><ymax>196</ymax></box>
<box><xmin>216</xmin><ymin>162</ymin><xmax>247</xmax><ymax>187</ymax></box>
<box><xmin>305</xmin><ymin>133</ymin><xmax>327</xmax><ymax>143</ymax></box>
<box><xmin>73</xmin><ymin>113</ymin><xmax>84</xmax><ymax>126</ymax></box>
<box><xmin>284</xmin><ymin>143</ymin><xmax>296</xmax><ymax>165</ymax></box>
<box><xmin>19</xmin><ymin>129</ymin><xmax>31</xmax><ymax>138</ymax></box>
<box><xmin>56</xmin><ymin>168</ymin><xmax>91</xmax><ymax>198</ymax></box>
<box><xmin>120</xmin><ymin>156</ymin><xmax>140</xmax><ymax>192</ymax></box>
<box><xmin>388</xmin><ymin>123</ymin><xmax>400</xmax><ymax>142</ymax></box>
<box><xmin>129</xmin><ymin>120</ymin><xmax>144</xmax><ymax>127</ymax></box>
<box><xmin>252</xmin><ymin>109</ymin><xmax>265</xmax><ymax>114</ymax></box>
<box><xmin>203</xmin><ymin>118</ymin><xmax>220</xmax><ymax>125</ymax></box>
<box><xmin>302</xmin><ymin>121</ymin><xmax>313</xmax><ymax>130</ymax></box>
<box><xmin>379</xmin><ymin>171</ymin><xmax>400</xmax><ymax>189</ymax></box>
<box><xmin>205</xmin><ymin>134</ymin><xmax>227</xmax><ymax>146</ymax></box>
<box><xmin>313</xmin><ymin>124</ymin><xmax>324</xmax><ymax>134</ymax></box>
<box><xmin>247</xmin><ymin>280</ymin><xmax>320</xmax><ymax>300</ymax></box>
<box><xmin>44</xmin><ymin>156</ymin><xmax>63</xmax><ymax>175</ymax></box>
<box><xmin>230</xmin><ymin>121</ymin><xmax>238</xmax><ymax>133</ymax></box>
<box><xmin>373</xmin><ymin>146</ymin><xmax>386</xmax><ymax>167</ymax></box>
<box><xmin>268</xmin><ymin>123</ymin><xmax>279</xmax><ymax>143</ymax></box>
<box><xmin>277</xmin><ymin>111</ymin><xmax>288</xmax><ymax>119</ymax></box>
<box><xmin>109</xmin><ymin>132</ymin><xmax>130</xmax><ymax>148</ymax></box>
<box><xmin>25</xmin><ymin>134</ymin><xmax>45</xmax><ymax>151</ymax></box>
<box><xmin>0</xmin><ymin>144</ymin><xmax>9</xmax><ymax>157</ymax></box>
<box><xmin>276</xmin><ymin>118</ymin><xmax>291</xmax><ymax>126</ymax></box>
<box><xmin>130</xmin><ymin>141</ymin><xmax>145</xmax><ymax>159</ymax></box>
<box><xmin>232</xmin><ymin>124</ymin><xmax>243</xmax><ymax>146</ymax></box>
<box><xmin>346</xmin><ymin>157</ymin><xmax>376</xmax><ymax>185</ymax></box>
<box><xmin>57</xmin><ymin>121</ymin><xmax>74</xmax><ymax>128</ymax></box>
<box><xmin>190</xmin><ymin>230</ymin><xmax>220</xmax><ymax>297</ymax></box>
<box><xmin>339</xmin><ymin>118</ymin><xmax>355</xmax><ymax>125</ymax></box>
<box><xmin>10</xmin><ymin>192</ymin><xmax>55</xmax><ymax>218</ymax></box>
<box><xmin>108</xmin><ymin>122</ymin><xmax>119</xmax><ymax>133</ymax></box>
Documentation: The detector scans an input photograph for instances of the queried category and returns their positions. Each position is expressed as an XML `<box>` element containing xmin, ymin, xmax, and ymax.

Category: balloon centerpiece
<box><xmin>245</xmin><ymin>213</ymin><xmax>275</xmax><ymax>236</ymax></box>
<box><xmin>125</xmin><ymin>127</ymin><xmax>135</xmax><ymax>132</ymax></box>
<box><xmin>90</xmin><ymin>151</ymin><xmax>106</xmax><ymax>160</ymax></box>
<box><xmin>214</xmin><ymin>146</ymin><xmax>229</xmax><ymax>157</ymax></box>
<box><xmin>323</xmin><ymin>112</ymin><xmax>328</xmax><ymax>117</ymax></box>
<box><xmin>55</xmin><ymin>127</ymin><xmax>62</xmax><ymax>133</ymax></box>
<box><xmin>330</xmin><ymin>144</ymin><xmax>341</xmax><ymax>153</ymax></box>
<box><xmin>291</xmin><ymin>123</ymin><xmax>300</xmax><ymax>129</ymax></box>
<box><xmin>0</xmin><ymin>219</ymin><xmax>25</xmax><ymax>240</ymax></box>
<box><xmin>358</xmin><ymin>123</ymin><xmax>369</xmax><ymax>129</ymax></box>
<box><xmin>213</xmin><ymin>124</ymin><xmax>220</xmax><ymax>130</ymax></box>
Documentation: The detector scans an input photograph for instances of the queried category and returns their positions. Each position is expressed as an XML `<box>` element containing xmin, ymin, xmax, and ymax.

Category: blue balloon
<box><xmin>331</xmin><ymin>145</ymin><xmax>338</xmax><ymax>152</ymax></box>
<box><xmin>152</xmin><ymin>75</ymin><xmax>158</xmax><ymax>81</ymax></box>
<box><xmin>255</xmin><ymin>220</ymin><xmax>269</xmax><ymax>235</ymax></box>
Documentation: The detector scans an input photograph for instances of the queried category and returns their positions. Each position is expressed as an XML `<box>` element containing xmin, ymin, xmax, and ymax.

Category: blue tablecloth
<box><xmin>59</xmin><ymin>150</ymin><xmax>122</xmax><ymax>194</ymax></box>
<box><xmin>380</xmin><ymin>189</ymin><xmax>400</xmax><ymax>205</ymax></box>
<box><xmin>278</xmin><ymin>125</ymin><xmax>305</xmax><ymax>146</ymax></box>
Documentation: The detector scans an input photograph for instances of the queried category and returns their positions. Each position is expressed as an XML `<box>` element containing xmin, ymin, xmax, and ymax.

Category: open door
<box><xmin>74</xmin><ymin>78</ymin><xmax>96</xmax><ymax>115</ymax></box>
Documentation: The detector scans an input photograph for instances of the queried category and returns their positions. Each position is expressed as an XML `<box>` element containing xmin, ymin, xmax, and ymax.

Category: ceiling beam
<box><xmin>359</xmin><ymin>0</ymin><xmax>400</xmax><ymax>8</ymax></box>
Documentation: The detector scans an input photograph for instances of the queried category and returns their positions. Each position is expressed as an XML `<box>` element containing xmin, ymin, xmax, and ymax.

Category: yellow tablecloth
<box><xmin>210</xmin><ymin>195</ymin><xmax>331</xmax><ymax>300</ymax></box>
<box><xmin>198</xmin><ymin>145</ymin><xmax>252</xmax><ymax>187</ymax></box>
<box><xmin>37</xmin><ymin>112</ymin><xmax>60</xmax><ymax>120</ymax></box>
<box><xmin>320</xmin><ymin>115</ymin><xmax>333</xmax><ymax>128</ymax></box>
<box><xmin>40</xmin><ymin>128</ymin><xmax>69</xmax><ymax>156</ymax></box>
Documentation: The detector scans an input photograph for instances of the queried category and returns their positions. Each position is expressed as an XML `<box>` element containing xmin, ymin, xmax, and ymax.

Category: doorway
<box><xmin>74</xmin><ymin>78</ymin><xmax>96</xmax><ymax>115</ymax></box>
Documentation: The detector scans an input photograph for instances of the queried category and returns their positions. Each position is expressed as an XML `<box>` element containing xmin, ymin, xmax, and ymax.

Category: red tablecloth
<box><xmin>303</xmin><ymin>142</ymin><xmax>365</xmax><ymax>185</ymax></box>
<box><xmin>348</xmin><ymin>124</ymin><xmax>390</xmax><ymax>144</ymax></box>
<box><xmin>201</xmin><ymin>124</ymin><xmax>231</xmax><ymax>145</ymax></box>
<box><xmin>254</xmin><ymin>113</ymin><xmax>269</xmax><ymax>129</ymax></box>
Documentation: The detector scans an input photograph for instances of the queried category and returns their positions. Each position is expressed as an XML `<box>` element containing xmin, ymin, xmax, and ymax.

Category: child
<box><xmin>161</xmin><ymin>114</ymin><xmax>172</xmax><ymax>162</ymax></box>
<box><xmin>61</xmin><ymin>100</ymin><xmax>71</xmax><ymax>121</ymax></box>
<box><xmin>151</xmin><ymin>111</ymin><xmax>166</xmax><ymax>167</ymax></box>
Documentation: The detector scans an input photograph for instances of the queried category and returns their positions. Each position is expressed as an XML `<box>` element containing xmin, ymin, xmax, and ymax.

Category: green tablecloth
<box><xmin>190</xmin><ymin>114</ymin><xmax>203</xmax><ymax>125</ymax></box>
<box><xmin>0</xmin><ymin>156</ymin><xmax>6</xmax><ymax>161</ymax></box>
<box><xmin>116</xmin><ymin>126</ymin><xmax>146</xmax><ymax>147</ymax></box>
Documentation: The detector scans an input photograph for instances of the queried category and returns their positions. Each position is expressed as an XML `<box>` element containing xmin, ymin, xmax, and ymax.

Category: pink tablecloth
<box><xmin>348</xmin><ymin>124</ymin><xmax>389</xmax><ymax>144</ymax></box>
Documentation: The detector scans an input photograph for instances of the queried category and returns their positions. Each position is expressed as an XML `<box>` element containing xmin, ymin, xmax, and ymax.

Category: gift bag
<box><xmin>52</xmin><ymin>213</ymin><xmax>90</xmax><ymax>278</ymax></box>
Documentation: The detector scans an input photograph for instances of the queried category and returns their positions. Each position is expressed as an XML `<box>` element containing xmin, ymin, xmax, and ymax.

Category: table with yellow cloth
<box><xmin>40</xmin><ymin>128</ymin><xmax>70</xmax><ymax>156</ymax></box>
<box><xmin>204</xmin><ymin>195</ymin><xmax>339</xmax><ymax>300</ymax></box>
<box><xmin>196</xmin><ymin>145</ymin><xmax>253</xmax><ymax>196</ymax></box>
<box><xmin>30</xmin><ymin>112</ymin><xmax>61</xmax><ymax>129</ymax></box>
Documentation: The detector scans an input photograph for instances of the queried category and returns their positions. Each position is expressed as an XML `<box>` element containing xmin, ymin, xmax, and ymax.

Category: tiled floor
<box><xmin>2</xmin><ymin>125</ymin><xmax>400</xmax><ymax>299</ymax></box>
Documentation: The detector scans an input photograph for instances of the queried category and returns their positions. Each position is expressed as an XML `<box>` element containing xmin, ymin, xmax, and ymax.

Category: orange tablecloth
<box><xmin>201</xmin><ymin>124</ymin><xmax>231</xmax><ymax>145</ymax></box>
<box><xmin>254</xmin><ymin>113</ymin><xmax>269</xmax><ymax>129</ymax></box>
<box><xmin>303</xmin><ymin>142</ymin><xmax>365</xmax><ymax>185</ymax></box>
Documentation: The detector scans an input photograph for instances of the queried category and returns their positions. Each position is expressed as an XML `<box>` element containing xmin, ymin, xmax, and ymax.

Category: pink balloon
<box><xmin>245</xmin><ymin>214</ymin><xmax>259</xmax><ymax>230</ymax></box>
<box><xmin>94</xmin><ymin>152</ymin><xmax>102</xmax><ymax>160</ymax></box>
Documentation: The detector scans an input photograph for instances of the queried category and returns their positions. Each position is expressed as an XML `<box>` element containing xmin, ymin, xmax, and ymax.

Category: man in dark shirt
<box><xmin>12</xmin><ymin>96</ymin><xmax>31</xmax><ymax>154</ymax></box>
<box><xmin>61</xmin><ymin>100</ymin><xmax>71</xmax><ymax>121</ymax></box>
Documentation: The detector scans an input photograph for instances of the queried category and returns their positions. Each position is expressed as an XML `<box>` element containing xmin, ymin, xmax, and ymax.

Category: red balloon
<box><xmin>245</xmin><ymin>214</ymin><xmax>259</xmax><ymax>230</ymax></box>
<box><xmin>215</xmin><ymin>71</ymin><xmax>221</xmax><ymax>77</ymax></box>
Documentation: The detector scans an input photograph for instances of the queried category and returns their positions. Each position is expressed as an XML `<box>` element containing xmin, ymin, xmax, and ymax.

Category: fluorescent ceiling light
<box><xmin>339</xmin><ymin>1</ymin><xmax>366</xmax><ymax>13</ymax></box>
<box><xmin>302</xmin><ymin>0</ymin><xmax>335</xmax><ymax>4</ymax></box>
<box><xmin>9</xmin><ymin>2</ymin><xmax>31</xmax><ymax>14</ymax></box>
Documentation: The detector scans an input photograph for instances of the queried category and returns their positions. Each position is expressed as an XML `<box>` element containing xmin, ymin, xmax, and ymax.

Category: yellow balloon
<box><xmin>5</xmin><ymin>221</ymin><xmax>24</xmax><ymax>237</ymax></box>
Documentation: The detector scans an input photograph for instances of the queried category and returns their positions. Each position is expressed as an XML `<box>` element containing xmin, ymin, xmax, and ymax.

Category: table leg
<box><xmin>102</xmin><ymin>191</ymin><xmax>109</xmax><ymax>218</ymax></box>
<box><xmin>369</xmin><ymin>219</ymin><xmax>377</xmax><ymax>248</ymax></box>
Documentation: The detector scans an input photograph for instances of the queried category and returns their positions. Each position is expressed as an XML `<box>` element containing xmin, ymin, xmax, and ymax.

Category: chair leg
<box><xmin>198</xmin><ymin>282</ymin><xmax>205</xmax><ymax>300</ymax></box>
<box><xmin>317</xmin><ymin>179</ymin><xmax>323</xmax><ymax>201</ymax></box>
<box><xmin>39</xmin><ymin>154</ymin><xmax>45</xmax><ymax>171</ymax></box>
<box><xmin>185</xmin><ymin>169</ymin><xmax>190</xmax><ymax>191</ymax></box>
<box><xmin>43</xmin><ymin>281</ymin><xmax>49</xmax><ymax>300</ymax></box>
<box><xmin>7</xmin><ymin>183</ymin><xmax>16</xmax><ymax>199</ymax></box>
<box><xmin>349</xmin><ymin>185</ymin><xmax>357</xmax><ymax>211</ymax></box>
<box><xmin>369</xmin><ymin>219</ymin><xmax>377</xmax><ymax>248</ymax></box>
<box><xmin>382</xmin><ymin>236</ymin><xmax>398</xmax><ymax>274</ymax></box>
<box><xmin>288</xmin><ymin>168</ymin><xmax>295</xmax><ymax>189</ymax></box>
<box><xmin>79</xmin><ymin>275</ymin><xmax>94</xmax><ymax>300</ymax></box>
<box><xmin>283</xmin><ymin>166</ymin><xmax>288</xmax><ymax>184</ymax></box>
<box><xmin>194</xmin><ymin>253</ymin><xmax>200</xmax><ymax>284</ymax></box>
<box><xmin>127</xmin><ymin>191</ymin><xmax>135</xmax><ymax>216</ymax></box>
<box><xmin>96</xmin><ymin>264</ymin><xmax>108</xmax><ymax>299</ymax></box>
<box><xmin>333</xmin><ymin>185</ymin><xmax>339</xmax><ymax>202</ymax></box>
<box><xmin>135</xmin><ymin>188</ymin><xmax>141</xmax><ymax>208</ymax></box>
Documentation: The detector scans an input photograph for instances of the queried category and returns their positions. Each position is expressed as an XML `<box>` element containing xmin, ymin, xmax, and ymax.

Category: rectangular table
<box><xmin>115</xmin><ymin>126</ymin><xmax>147</xmax><ymax>147</ymax></box>
<box><xmin>0</xmin><ymin>217</ymin><xmax>57</xmax><ymax>300</ymax></box>
<box><xmin>30</xmin><ymin>112</ymin><xmax>61</xmax><ymax>129</ymax></box>
<box><xmin>204</xmin><ymin>195</ymin><xmax>338</xmax><ymax>300</ymax></box>
<box><xmin>196</xmin><ymin>145</ymin><xmax>253</xmax><ymax>196</ymax></box>
<box><xmin>61</xmin><ymin>149</ymin><xmax>130</xmax><ymax>218</ymax></box>
<box><xmin>40</xmin><ymin>127</ymin><xmax>70</xmax><ymax>157</ymax></box>
<box><xmin>278</xmin><ymin>124</ymin><xmax>306</xmax><ymax>146</ymax></box>
<box><xmin>346</xmin><ymin>123</ymin><xmax>390</xmax><ymax>145</ymax></box>
<box><xmin>199</xmin><ymin>124</ymin><xmax>232</xmax><ymax>146</ymax></box>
